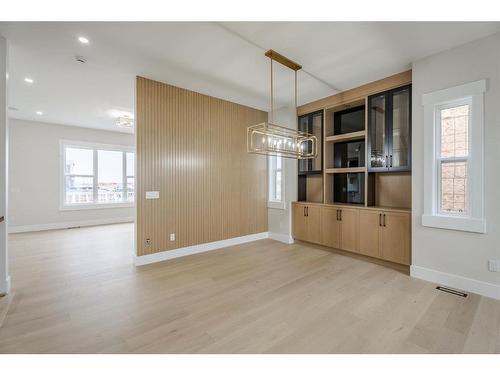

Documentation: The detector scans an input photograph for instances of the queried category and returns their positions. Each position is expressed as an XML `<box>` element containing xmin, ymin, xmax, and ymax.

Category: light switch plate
<box><xmin>488</xmin><ymin>260</ymin><xmax>500</xmax><ymax>272</ymax></box>
<box><xmin>145</xmin><ymin>191</ymin><xmax>160</xmax><ymax>199</ymax></box>
<box><xmin>170</xmin><ymin>233</ymin><xmax>175</xmax><ymax>241</ymax></box>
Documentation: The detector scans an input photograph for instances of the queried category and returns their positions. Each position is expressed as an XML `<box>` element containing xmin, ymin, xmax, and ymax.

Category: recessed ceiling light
<box><xmin>24</xmin><ymin>77</ymin><xmax>34</xmax><ymax>84</ymax></box>
<box><xmin>78</xmin><ymin>36</ymin><xmax>89</xmax><ymax>44</ymax></box>
<box><xmin>36</xmin><ymin>111</ymin><xmax>43</xmax><ymax>115</ymax></box>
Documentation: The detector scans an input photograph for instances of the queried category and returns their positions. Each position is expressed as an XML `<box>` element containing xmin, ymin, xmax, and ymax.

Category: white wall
<box><xmin>411</xmin><ymin>32</ymin><xmax>500</xmax><ymax>298</ymax></box>
<box><xmin>268</xmin><ymin>105</ymin><xmax>298</xmax><ymax>243</ymax></box>
<box><xmin>8</xmin><ymin>119</ymin><xmax>135</xmax><ymax>232</ymax></box>
<box><xmin>0</xmin><ymin>35</ymin><xmax>9</xmax><ymax>294</ymax></box>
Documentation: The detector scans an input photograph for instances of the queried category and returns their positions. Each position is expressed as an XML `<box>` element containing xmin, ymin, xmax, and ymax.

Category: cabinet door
<box><xmin>320</xmin><ymin>207</ymin><xmax>341</xmax><ymax>248</ymax></box>
<box><xmin>298</xmin><ymin>115</ymin><xmax>310</xmax><ymax>174</ymax></box>
<box><xmin>298</xmin><ymin>111</ymin><xmax>323</xmax><ymax>174</ymax></box>
<box><xmin>306</xmin><ymin>205</ymin><xmax>322</xmax><ymax>244</ymax></box>
<box><xmin>381</xmin><ymin>212</ymin><xmax>411</xmax><ymax>265</ymax></box>
<box><xmin>292</xmin><ymin>204</ymin><xmax>307</xmax><ymax>241</ymax></box>
<box><xmin>368</xmin><ymin>93</ymin><xmax>389</xmax><ymax>171</ymax></box>
<box><xmin>388</xmin><ymin>86</ymin><xmax>411</xmax><ymax>171</ymax></box>
<box><xmin>358</xmin><ymin>211</ymin><xmax>381</xmax><ymax>258</ymax></box>
<box><xmin>339</xmin><ymin>208</ymin><xmax>358</xmax><ymax>252</ymax></box>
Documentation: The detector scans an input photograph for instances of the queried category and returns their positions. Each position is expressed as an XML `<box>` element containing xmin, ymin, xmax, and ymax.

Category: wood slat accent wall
<box><xmin>136</xmin><ymin>76</ymin><xmax>268</xmax><ymax>256</ymax></box>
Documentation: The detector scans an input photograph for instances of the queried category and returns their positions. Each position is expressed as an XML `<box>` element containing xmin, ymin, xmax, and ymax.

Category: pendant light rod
<box><xmin>270</xmin><ymin>57</ymin><xmax>273</xmax><ymax>123</ymax></box>
<box><xmin>266</xmin><ymin>49</ymin><xmax>302</xmax><ymax>117</ymax></box>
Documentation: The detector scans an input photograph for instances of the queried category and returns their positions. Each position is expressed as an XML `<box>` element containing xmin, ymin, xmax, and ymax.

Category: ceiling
<box><xmin>1</xmin><ymin>22</ymin><xmax>499</xmax><ymax>133</ymax></box>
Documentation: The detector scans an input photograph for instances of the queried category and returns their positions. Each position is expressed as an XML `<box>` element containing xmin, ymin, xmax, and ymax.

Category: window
<box><xmin>437</xmin><ymin>102</ymin><xmax>469</xmax><ymax>215</ymax></box>
<box><xmin>268</xmin><ymin>156</ymin><xmax>285</xmax><ymax>209</ymax></box>
<box><xmin>61</xmin><ymin>141</ymin><xmax>135</xmax><ymax>209</ymax></box>
<box><xmin>422</xmin><ymin>80</ymin><xmax>486</xmax><ymax>233</ymax></box>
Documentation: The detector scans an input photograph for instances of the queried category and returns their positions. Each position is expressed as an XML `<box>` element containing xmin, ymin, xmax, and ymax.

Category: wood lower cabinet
<box><xmin>358</xmin><ymin>210</ymin><xmax>380</xmax><ymax>258</ymax></box>
<box><xmin>358</xmin><ymin>210</ymin><xmax>411</xmax><ymax>265</ymax></box>
<box><xmin>380</xmin><ymin>211</ymin><xmax>410</xmax><ymax>265</ymax></box>
<box><xmin>339</xmin><ymin>208</ymin><xmax>358</xmax><ymax>252</ymax></box>
<box><xmin>293</xmin><ymin>204</ymin><xmax>307</xmax><ymax>241</ymax></box>
<box><xmin>292</xmin><ymin>202</ymin><xmax>411</xmax><ymax>266</ymax></box>
<box><xmin>292</xmin><ymin>203</ymin><xmax>321</xmax><ymax>244</ymax></box>
<box><xmin>320</xmin><ymin>207</ymin><xmax>341</xmax><ymax>248</ymax></box>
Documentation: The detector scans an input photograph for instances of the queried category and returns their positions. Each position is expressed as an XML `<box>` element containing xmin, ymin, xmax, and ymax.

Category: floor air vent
<box><xmin>436</xmin><ymin>286</ymin><xmax>467</xmax><ymax>298</ymax></box>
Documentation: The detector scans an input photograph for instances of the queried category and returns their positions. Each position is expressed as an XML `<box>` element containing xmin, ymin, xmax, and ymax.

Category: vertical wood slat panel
<box><xmin>136</xmin><ymin>76</ymin><xmax>268</xmax><ymax>256</ymax></box>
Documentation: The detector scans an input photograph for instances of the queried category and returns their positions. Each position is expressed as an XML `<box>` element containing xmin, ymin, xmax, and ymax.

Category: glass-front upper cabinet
<box><xmin>298</xmin><ymin>110</ymin><xmax>323</xmax><ymax>174</ymax></box>
<box><xmin>367</xmin><ymin>85</ymin><xmax>411</xmax><ymax>172</ymax></box>
<box><xmin>390</xmin><ymin>86</ymin><xmax>411</xmax><ymax>170</ymax></box>
<box><xmin>368</xmin><ymin>93</ymin><xmax>387</xmax><ymax>170</ymax></box>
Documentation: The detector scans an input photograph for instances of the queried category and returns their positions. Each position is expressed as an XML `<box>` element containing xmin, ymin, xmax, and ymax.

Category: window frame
<box><xmin>268</xmin><ymin>155</ymin><xmax>285</xmax><ymax>210</ymax></box>
<box><xmin>435</xmin><ymin>98</ymin><xmax>471</xmax><ymax>217</ymax></box>
<box><xmin>60</xmin><ymin>140</ymin><xmax>135</xmax><ymax>211</ymax></box>
<box><xmin>422</xmin><ymin>80</ymin><xmax>486</xmax><ymax>233</ymax></box>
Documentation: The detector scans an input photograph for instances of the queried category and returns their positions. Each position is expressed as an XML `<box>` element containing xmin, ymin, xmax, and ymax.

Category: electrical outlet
<box><xmin>145</xmin><ymin>238</ymin><xmax>151</xmax><ymax>247</ymax></box>
<box><xmin>170</xmin><ymin>233</ymin><xmax>175</xmax><ymax>241</ymax></box>
<box><xmin>488</xmin><ymin>260</ymin><xmax>500</xmax><ymax>272</ymax></box>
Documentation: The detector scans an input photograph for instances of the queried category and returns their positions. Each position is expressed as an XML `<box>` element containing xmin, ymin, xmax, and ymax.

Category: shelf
<box><xmin>325</xmin><ymin>130</ymin><xmax>366</xmax><ymax>143</ymax></box>
<box><xmin>325</xmin><ymin>167</ymin><xmax>366</xmax><ymax>174</ymax></box>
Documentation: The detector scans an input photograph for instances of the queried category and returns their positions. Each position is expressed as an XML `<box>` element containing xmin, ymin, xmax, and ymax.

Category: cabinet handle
<box><xmin>379</xmin><ymin>213</ymin><xmax>382</xmax><ymax>227</ymax></box>
<box><xmin>339</xmin><ymin>210</ymin><xmax>342</xmax><ymax>221</ymax></box>
<box><xmin>306</xmin><ymin>206</ymin><xmax>309</xmax><ymax>217</ymax></box>
<box><xmin>383</xmin><ymin>214</ymin><xmax>386</xmax><ymax>227</ymax></box>
<box><xmin>385</xmin><ymin>155</ymin><xmax>388</xmax><ymax>168</ymax></box>
<box><xmin>303</xmin><ymin>206</ymin><xmax>306</xmax><ymax>217</ymax></box>
<box><xmin>336</xmin><ymin>209</ymin><xmax>339</xmax><ymax>221</ymax></box>
<box><xmin>390</xmin><ymin>155</ymin><xmax>393</xmax><ymax>168</ymax></box>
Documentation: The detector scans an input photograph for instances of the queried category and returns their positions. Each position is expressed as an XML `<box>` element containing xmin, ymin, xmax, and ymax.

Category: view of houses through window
<box><xmin>63</xmin><ymin>143</ymin><xmax>135</xmax><ymax>206</ymax></box>
<box><xmin>439</xmin><ymin>104</ymin><xmax>469</xmax><ymax>214</ymax></box>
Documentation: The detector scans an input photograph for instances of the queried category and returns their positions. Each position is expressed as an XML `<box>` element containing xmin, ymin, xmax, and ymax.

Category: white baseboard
<box><xmin>411</xmin><ymin>265</ymin><xmax>500</xmax><ymax>300</ymax></box>
<box><xmin>8</xmin><ymin>217</ymin><xmax>135</xmax><ymax>234</ymax></box>
<box><xmin>268</xmin><ymin>232</ymin><xmax>294</xmax><ymax>244</ymax></box>
<box><xmin>0</xmin><ymin>276</ymin><xmax>10</xmax><ymax>296</ymax></box>
<box><xmin>135</xmin><ymin>232</ymin><xmax>270</xmax><ymax>266</ymax></box>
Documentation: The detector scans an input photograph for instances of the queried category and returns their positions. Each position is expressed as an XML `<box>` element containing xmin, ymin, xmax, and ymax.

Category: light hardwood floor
<box><xmin>0</xmin><ymin>223</ymin><xmax>499</xmax><ymax>353</ymax></box>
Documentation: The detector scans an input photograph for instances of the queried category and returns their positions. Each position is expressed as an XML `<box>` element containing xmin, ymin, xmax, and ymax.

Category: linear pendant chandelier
<box><xmin>247</xmin><ymin>50</ymin><xmax>317</xmax><ymax>159</ymax></box>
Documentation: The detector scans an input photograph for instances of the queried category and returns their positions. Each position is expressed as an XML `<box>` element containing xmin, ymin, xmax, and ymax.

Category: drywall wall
<box><xmin>135</xmin><ymin>76</ymin><xmax>268</xmax><ymax>256</ymax></box>
<box><xmin>8</xmin><ymin>119</ymin><xmax>135</xmax><ymax>232</ymax></box>
<box><xmin>268</xmin><ymin>105</ymin><xmax>298</xmax><ymax>243</ymax></box>
<box><xmin>411</xmin><ymin>32</ymin><xmax>500</xmax><ymax>297</ymax></box>
<box><xmin>0</xmin><ymin>35</ymin><xmax>9</xmax><ymax>294</ymax></box>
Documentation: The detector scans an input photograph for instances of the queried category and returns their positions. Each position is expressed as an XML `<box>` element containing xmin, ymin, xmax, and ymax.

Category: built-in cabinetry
<box><xmin>293</xmin><ymin>71</ymin><xmax>413</xmax><ymax>268</ymax></box>
<box><xmin>298</xmin><ymin>110</ymin><xmax>324</xmax><ymax>203</ymax></box>
<box><xmin>293</xmin><ymin>202</ymin><xmax>410</xmax><ymax>266</ymax></box>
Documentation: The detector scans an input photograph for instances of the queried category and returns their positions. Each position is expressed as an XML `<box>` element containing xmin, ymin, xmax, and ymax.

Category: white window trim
<box><xmin>421</xmin><ymin>79</ymin><xmax>486</xmax><ymax>233</ymax></box>
<box><xmin>268</xmin><ymin>155</ymin><xmax>286</xmax><ymax>210</ymax></box>
<box><xmin>60</xmin><ymin>140</ymin><xmax>135</xmax><ymax>211</ymax></box>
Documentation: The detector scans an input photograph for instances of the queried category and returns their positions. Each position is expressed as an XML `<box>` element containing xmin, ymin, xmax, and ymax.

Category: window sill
<box><xmin>421</xmin><ymin>214</ymin><xmax>486</xmax><ymax>233</ymax></box>
<box><xmin>268</xmin><ymin>200</ymin><xmax>286</xmax><ymax>210</ymax></box>
<box><xmin>60</xmin><ymin>202</ymin><xmax>135</xmax><ymax>211</ymax></box>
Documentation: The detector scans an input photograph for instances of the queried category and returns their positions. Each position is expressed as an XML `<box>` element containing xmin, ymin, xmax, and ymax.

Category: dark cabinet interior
<box><xmin>368</xmin><ymin>85</ymin><xmax>411</xmax><ymax>172</ymax></box>
<box><xmin>334</xmin><ymin>106</ymin><xmax>365</xmax><ymax>135</ymax></box>
<box><xmin>333</xmin><ymin>173</ymin><xmax>365</xmax><ymax>204</ymax></box>
<box><xmin>334</xmin><ymin>140</ymin><xmax>365</xmax><ymax>168</ymax></box>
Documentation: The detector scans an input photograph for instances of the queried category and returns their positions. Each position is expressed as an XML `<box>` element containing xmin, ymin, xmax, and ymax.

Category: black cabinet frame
<box><xmin>297</xmin><ymin>109</ymin><xmax>324</xmax><ymax>176</ymax></box>
<box><xmin>367</xmin><ymin>84</ymin><xmax>412</xmax><ymax>172</ymax></box>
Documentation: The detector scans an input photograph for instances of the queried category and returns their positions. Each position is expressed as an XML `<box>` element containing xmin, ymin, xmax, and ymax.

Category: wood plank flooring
<box><xmin>0</xmin><ymin>223</ymin><xmax>499</xmax><ymax>353</ymax></box>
